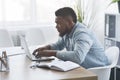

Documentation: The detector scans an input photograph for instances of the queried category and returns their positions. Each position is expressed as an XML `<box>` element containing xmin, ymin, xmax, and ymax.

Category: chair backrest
<box><xmin>105</xmin><ymin>46</ymin><xmax>119</xmax><ymax>68</ymax></box>
<box><xmin>25</xmin><ymin>28</ymin><xmax>46</xmax><ymax>46</ymax></box>
<box><xmin>88</xmin><ymin>46</ymin><xmax>119</xmax><ymax>80</ymax></box>
<box><xmin>0</xmin><ymin>29</ymin><xmax>14</xmax><ymax>47</ymax></box>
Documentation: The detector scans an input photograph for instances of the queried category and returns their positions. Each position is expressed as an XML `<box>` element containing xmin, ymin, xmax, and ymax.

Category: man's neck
<box><xmin>67</xmin><ymin>22</ymin><xmax>75</xmax><ymax>34</ymax></box>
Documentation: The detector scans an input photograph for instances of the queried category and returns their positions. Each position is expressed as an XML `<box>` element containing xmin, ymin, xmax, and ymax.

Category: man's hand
<box><xmin>32</xmin><ymin>45</ymin><xmax>51</xmax><ymax>56</ymax></box>
<box><xmin>33</xmin><ymin>50</ymin><xmax>57</xmax><ymax>58</ymax></box>
<box><xmin>32</xmin><ymin>45</ymin><xmax>56</xmax><ymax>58</ymax></box>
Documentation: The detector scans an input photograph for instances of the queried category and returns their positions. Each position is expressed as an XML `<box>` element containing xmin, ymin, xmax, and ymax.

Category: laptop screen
<box><xmin>19</xmin><ymin>34</ymin><xmax>54</xmax><ymax>61</ymax></box>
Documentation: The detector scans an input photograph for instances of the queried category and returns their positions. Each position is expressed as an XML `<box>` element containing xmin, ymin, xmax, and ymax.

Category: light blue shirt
<box><xmin>50</xmin><ymin>22</ymin><xmax>109</xmax><ymax>68</ymax></box>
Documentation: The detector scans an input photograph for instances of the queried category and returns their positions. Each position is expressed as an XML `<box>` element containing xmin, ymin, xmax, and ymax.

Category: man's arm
<box><xmin>34</xmin><ymin>50</ymin><xmax>57</xmax><ymax>58</ymax></box>
<box><xmin>50</xmin><ymin>37</ymin><xmax>65</xmax><ymax>50</ymax></box>
<box><xmin>32</xmin><ymin>37</ymin><xmax>65</xmax><ymax>57</ymax></box>
<box><xmin>56</xmin><ymin>32</ymin><xmax>93</xmax><ymax>64</ymax></box>
<box><xmin>32</xmin><ymin>45</ymin><xmax>51</xmax><ymax>56</ymax></box>
<box><xmin>33</xmin><ymin>32</ymin><xmax>93</xmax><ymax>65</ymax></box>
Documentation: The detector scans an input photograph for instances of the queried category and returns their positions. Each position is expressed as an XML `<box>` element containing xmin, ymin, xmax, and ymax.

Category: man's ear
<box><xmin>65</xmin><ymin>16</ymin><xmax>73</xmax><ymax>24</ymax></box>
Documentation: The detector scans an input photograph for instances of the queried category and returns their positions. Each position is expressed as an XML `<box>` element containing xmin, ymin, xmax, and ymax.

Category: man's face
<box><xmin>55</xmin><ymin>16</ymin><xmax>69</xmax><ymax>37</ymax></box>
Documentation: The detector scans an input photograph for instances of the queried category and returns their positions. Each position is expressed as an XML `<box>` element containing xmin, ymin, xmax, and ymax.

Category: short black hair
<box><xmin>55</xmin><ymin>7</ymin><xmax>77</xmax><ymax>23</ymax></box>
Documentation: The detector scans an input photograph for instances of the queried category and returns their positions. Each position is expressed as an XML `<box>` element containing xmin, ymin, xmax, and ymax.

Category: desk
<box><xmin>0</xmin><ymin>47</ymin><xmax>97</xmax><ymax>80</ymax></box>
<box><xmin>0</xmin><ymin>54</ymin><xmax>97</xmax><ymax>80</ymax></box>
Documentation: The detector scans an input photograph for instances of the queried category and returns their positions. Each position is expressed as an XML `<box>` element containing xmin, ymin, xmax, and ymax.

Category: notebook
<box><xmin>19</xmin><ymin>34</ymin><xmax>54</xmax><ymax>61</ymax></box>
<box><xmin>36</xmin><ymin>60</ymin><xmax>80</xmax><ymax>71</ymax></box>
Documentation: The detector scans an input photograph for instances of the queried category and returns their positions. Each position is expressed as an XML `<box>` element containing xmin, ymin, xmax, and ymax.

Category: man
<box><xmin>33</xmin><ymin>7</ymin><xmax>109</xmax><ymax>68</ymax></box>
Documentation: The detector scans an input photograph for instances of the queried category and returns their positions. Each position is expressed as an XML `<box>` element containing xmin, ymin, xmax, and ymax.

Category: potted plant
<box><xmin>74</xmin><ymin>0</ymin><xmax>84</xmax><ymax>23</ymax></box>
<box><xmin>110</xmin><ymin>0</ymin><xmax>120</xmax><ymax>13</ymax></box>
<box><xmin>76</xmin><ymin>6</ymin><xmax>84</xmax><ymax>23</ymax></box>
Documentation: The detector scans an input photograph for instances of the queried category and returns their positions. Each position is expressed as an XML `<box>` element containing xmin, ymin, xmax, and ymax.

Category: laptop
<box><xmin>19</xmin><ymin>34</ymin><xmax>54</xmax><ymax>61</ymax></box>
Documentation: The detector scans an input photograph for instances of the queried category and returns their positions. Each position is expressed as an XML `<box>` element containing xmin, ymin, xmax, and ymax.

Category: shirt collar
<box><xmin>66</xmin><ymin>22</ymin><xmax>79</xmax><ymax>38</ymax></box>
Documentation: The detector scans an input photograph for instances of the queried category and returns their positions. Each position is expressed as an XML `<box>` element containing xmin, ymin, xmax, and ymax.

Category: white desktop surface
<box><xmin>0</xmin><ymin>45</ymin><xmax>43</xmax><ymax>56</ymax></box>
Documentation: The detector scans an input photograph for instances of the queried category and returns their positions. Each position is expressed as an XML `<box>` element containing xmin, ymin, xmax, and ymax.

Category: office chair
<box><xmin>0</xmin><ymin>29</ymin><xmax>14</xmax><ymax>47</ymax></box>
<box><xmin>88</xmin><ymin>46</ymin><xmax>119</xmax><ymax>80</ymax></box>
<box><xmin>24</xmin><ymin>28</ymin><xmax>46</xmax><ymax>46</ymax></box>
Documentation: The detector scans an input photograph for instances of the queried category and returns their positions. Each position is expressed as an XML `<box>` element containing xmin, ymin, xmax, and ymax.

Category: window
<box><xmin>0</xmin><ymin>0</ymin><xmax>3</xmax><ymax>21</ymax></box>
<box><xmin>36</xmin><ymin>0</ymin><xmax>76</xmax><ymax>24</ymax></box>
<box><xmin>0</xmin><ymin>0</ymin><xmax>76</xmax><ymax>26</ymax></box>
<box><xmin>0</xmin><ymin>0</ymin><xmax>31</xmax><ymax>22</ymax></box>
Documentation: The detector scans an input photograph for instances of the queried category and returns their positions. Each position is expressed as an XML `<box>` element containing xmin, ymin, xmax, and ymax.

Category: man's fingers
<box><xmin>35</xmin><ymin>52</ymin><xmax>41</xmax><ymax>58</ymax></box>
<box><xmin>32</xmin><ymin>48</ymin><xmax>41</xmax><ymax>55</ymax></box>
<box><xmin>35</xmin><ymin>54</ymin><xmax>40</xmax><ymax>58</ymax></box>
<box><xmin>32</xmin><ymin>49</ymin><xmax>37</xmax><ymax>55</ymax></box>
<box><xmin>32</xmin><ymin>47</ymin><xmax>44</xmax><ymax>55</ymax></box>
